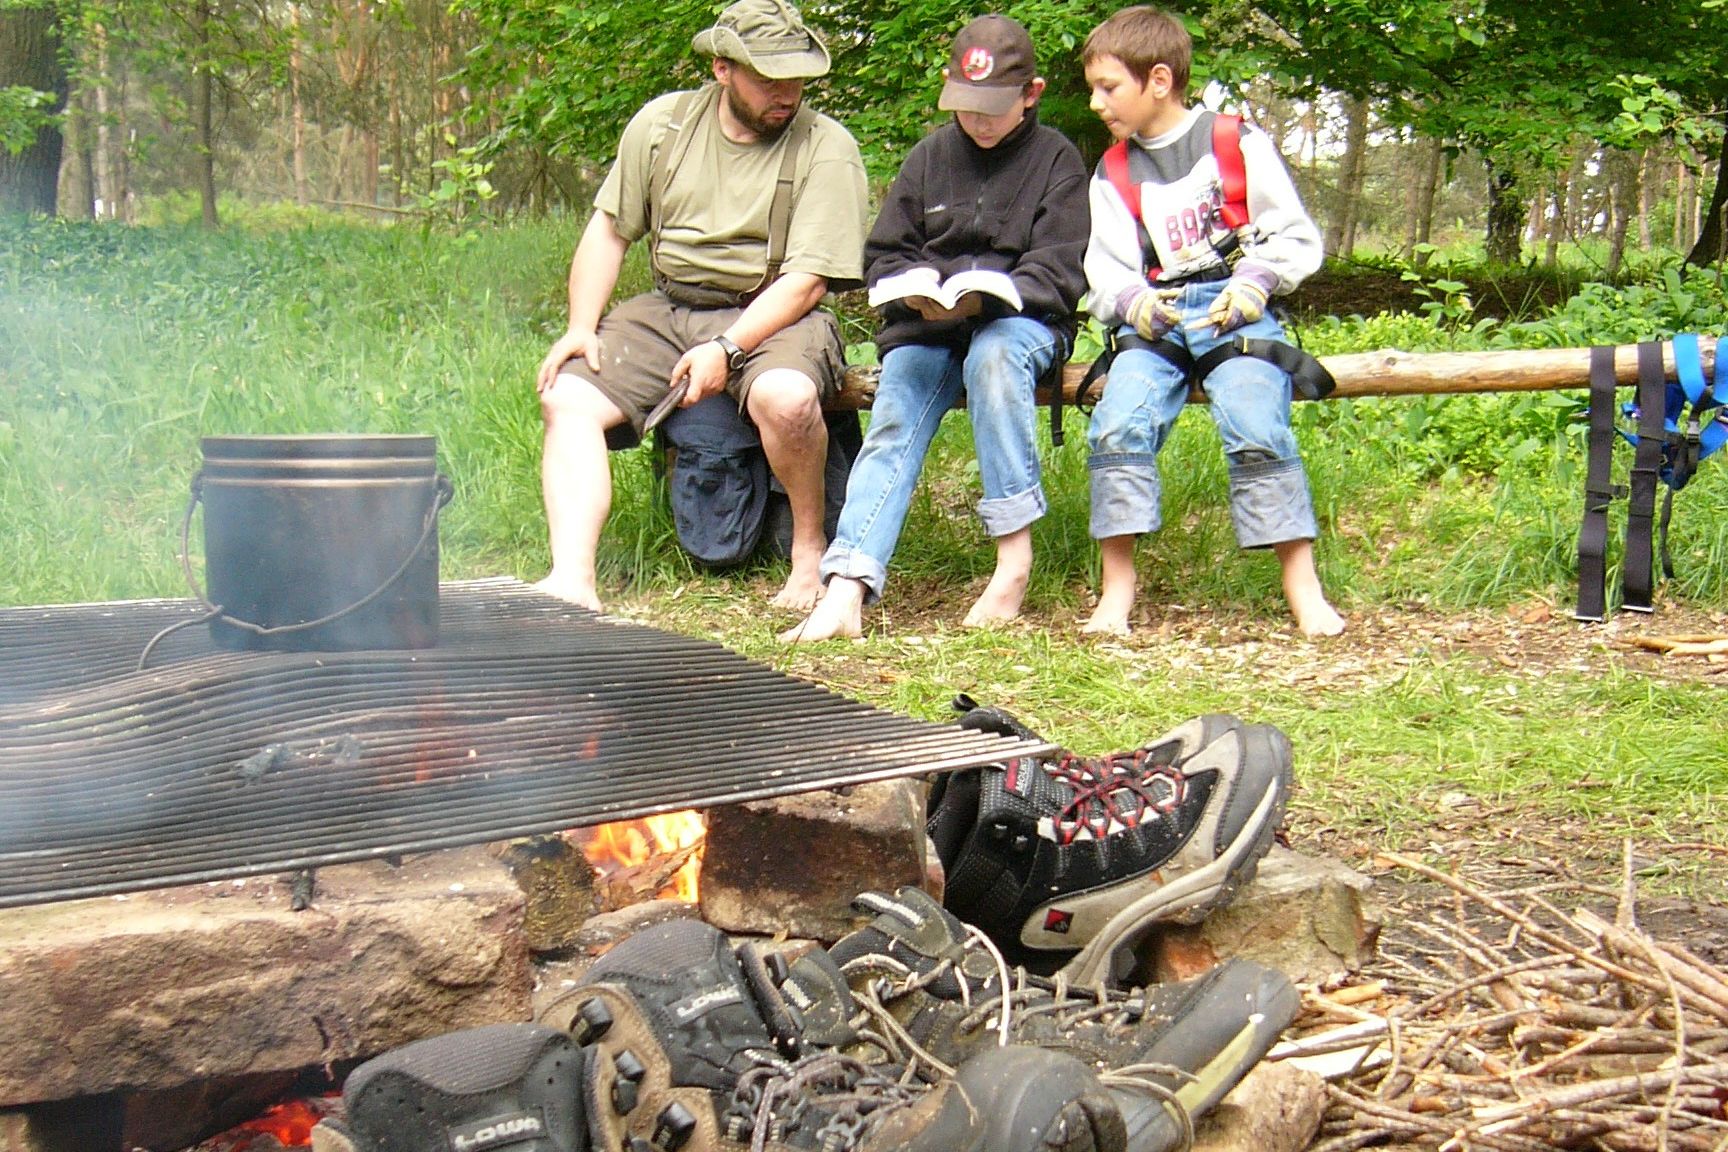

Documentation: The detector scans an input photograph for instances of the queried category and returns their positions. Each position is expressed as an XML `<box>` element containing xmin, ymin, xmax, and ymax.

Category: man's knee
<box><xmin>747</xmin><ymin>369</ymin><xmax>825</xmax><ymax>442</ymax></box>
<box><xmin>541</xmin><ymin>372</ymin><xmax>624</xmax><ymax>433</ymax></box>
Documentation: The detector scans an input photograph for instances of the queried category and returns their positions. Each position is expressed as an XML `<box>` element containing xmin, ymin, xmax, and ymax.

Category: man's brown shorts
<box><xmin>555</xmin><ymin>292</ymin><xmax>845</xmax><ymax>450</ymax></box>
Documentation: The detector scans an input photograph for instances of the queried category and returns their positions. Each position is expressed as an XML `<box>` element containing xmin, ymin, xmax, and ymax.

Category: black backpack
<box><xmin>659</xmin><ymin>395</ymin><xmax>860</xmax><ymax>568</ymax></box>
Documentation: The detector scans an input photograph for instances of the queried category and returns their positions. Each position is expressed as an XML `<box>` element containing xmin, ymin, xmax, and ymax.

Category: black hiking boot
<box><xmin>537</xmin><ymin>917</ymin><xmax>1129</xmax><ymax>1152</ymax></box>
<box><xmin>310</xmin><ymin>1022</ymin><xmax>589</xmax><ymax>1152</ymax></box>
<box><xmin>827</xmin><ymin>886</ymin><xmax>1299</xmax><ymax>1152</ymax></box>
<box><xmin>930</xmin><ymin>700</ymin><xmax>1293</xmax><ymax>983</ymax></box>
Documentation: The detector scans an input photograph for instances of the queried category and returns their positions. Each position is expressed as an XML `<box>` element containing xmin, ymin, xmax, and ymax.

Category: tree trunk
<box><xmin>1604</xmin><ymin>149</ymin><xmax>1637</xmax><ymax>278</ymax></box>
<box><xmin>0</xmin><ymin>4</ymin><xmax>67</xmax><ymax>216</ymax></box>
<box><xmin>1637</xmin><ymin>147</ymin><xmax>1656</xmax><ymax>251</ymax></box>
<box><xmin>1673</xmin><ymin>160</ymin><xmax>1692</xmax><ymax>252</ymax></box>
<box><xmin>61</xmin><ymin>84</ymin><xmax>94</xmax><ymax>217</ymax></box>
<box><xmin>1324</xmin><ymin>95</ymin><xmax>1369</xmax><ymax>257</ymax></box>
<box><xmin>1412</xmin><ymin>138</ymin><xmax>1441</xmax><ymax>266</ymax></box>
<box><xmin>1685</xmin><ymin>124</ymin><xmax>1727</xmax><ymax>266</ymax></box>
<box><xmin>1484</xmin><ymin>160</ymin><xmax>1525</xmax><ymax>265</ymax></box>
<box><xmin>290</xmin><ymin>6</ymin><xmax>308</xmax><ymax>205</ymax></box>
<box><xmin>191</xmin><ymin>0</ymin><xmax>218</xmax><ymax>227</ymax></box>
<box><xmin>92</xmin><ymin>25</ymin><xmax>115</xmax><ymax>217</ymax></box>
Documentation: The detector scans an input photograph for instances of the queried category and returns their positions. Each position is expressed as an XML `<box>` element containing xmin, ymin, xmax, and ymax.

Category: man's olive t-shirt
<box><xmin>595</xmin><ymin>88</ymin><xmax>869</xmax><ymax>295</ymax></box>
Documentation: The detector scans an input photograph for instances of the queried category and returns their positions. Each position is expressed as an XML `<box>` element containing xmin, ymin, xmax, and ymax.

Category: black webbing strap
<box><xmin>1622</xmin><ymin>341</ymin><xmax>1668</xmax><ymax>613</ymax></box>
<box><xmin>1574</xmin><ymin>345</ymin><xmax>1619</xmax><ymax>622</ymax></box>
<box><xmin>1190</xmin><ymin>336</ymin><xmax>1337</xmax><ymax>400</ymax></box>
<box><xmin>1070</xmin><ymin>331</ymin><xmax>1335</xmax><ymax>427</ymax></box>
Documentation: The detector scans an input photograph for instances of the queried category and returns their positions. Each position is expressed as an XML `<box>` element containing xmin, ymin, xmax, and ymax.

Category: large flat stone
<box><xmin>699</xmin><ymin>780</ymin><xmax>928</xmax><ymax>942</ymax></box>
<box><xmin>1141</xmin><ymin>847</ymin><xmax>1383</xmax><ymax>984</ymax></box>
<box><xmin>0</xmin><ymin>847</ymin><xmax>530</xmax><ymax>1106</ymax></box>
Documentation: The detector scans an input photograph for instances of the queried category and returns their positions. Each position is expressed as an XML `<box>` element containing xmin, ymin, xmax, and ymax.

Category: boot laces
<box><xmin>1044</xmin><ymin>749</ymin><xmax>1186</xmax><ymax>845</ymax></box>
<box><xmin>721</xmin><ymin>1049</ymin><xmax>926</xmax><ymax>1152</ymax></box>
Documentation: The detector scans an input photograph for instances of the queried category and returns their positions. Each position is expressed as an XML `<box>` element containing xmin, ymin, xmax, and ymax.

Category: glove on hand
<box><xmin>1121</xmin><ymin>287</ymin><xmax>1183</xmax><ymax>342</ymax></box>
<box><xmin>1202</xmin><ymin>273</ymin><xmax>1272</xmax><ymax>335</ymax></box>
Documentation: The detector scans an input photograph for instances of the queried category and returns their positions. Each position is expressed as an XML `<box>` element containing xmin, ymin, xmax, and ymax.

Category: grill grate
<box><xmin>0</xmin><ymin>578</ymin><xmax>1052</xmax><ymax>908</ymax></box>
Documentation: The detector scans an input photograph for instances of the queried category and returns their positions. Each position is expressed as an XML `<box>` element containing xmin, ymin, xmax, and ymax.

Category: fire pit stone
<box><xmin>698</xmin><ymin>779</ymin><xmax>929</xmax><ymax>942</ymax></box>
<box><xmin>0</xmin><ymin>847</ymin><xmax>532</xmax><ymax>1116</ymax></box>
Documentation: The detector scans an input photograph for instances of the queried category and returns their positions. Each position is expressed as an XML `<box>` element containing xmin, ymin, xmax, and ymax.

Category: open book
<box><xmin>867</xmin><ymin>266</ymin><xmax>1023</xmax><ymax>313</ymax></box>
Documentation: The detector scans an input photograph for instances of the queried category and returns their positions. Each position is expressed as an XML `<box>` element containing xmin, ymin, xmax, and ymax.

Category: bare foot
<box><xmin>533</xmin><ymin>573</ymin><xmax>602</xmax><ymax>613</ymax></box>
<box><xmin>1081</xmin><ymin>606</ymin><xmax>1131</xmax><ymax>636</ymax></box>
<box><xmin>1291</xmin><ymin>592</ymin><xmax>1346</xmax><ymax>637</ymax></box>
<box><xmin>962</xmin><ymin>572</ymin><xmax>1028</xmax><ymax>628</ymax></box>
<box><xmin>771</xmin><ymin>541</ymin><xmax>825</xmax><ymax>612</ymax></box>
<box><xmin>778</xmin><ymin>577</ymin><xmax>865</xmax><ymax>643</ymax></box>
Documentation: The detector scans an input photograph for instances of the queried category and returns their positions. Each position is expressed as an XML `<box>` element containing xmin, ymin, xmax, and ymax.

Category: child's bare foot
<box><xmin>1081</xmin><ymin>608</ymin><xmax>1130</xmax><ymax>635</ymax></box>
<box><xmin>1274</xmin><ymin>538</ymin><xmax>1345</xmax><ymax>637</ymax></box>
<box><xmin>778</xmin><ymin>576</ymin><xmax>865</xmax><ymax>643</ymax></box>
<box><xmin>1084</xmin><ymin>535</ymin><xmax>1138</xmax><ymax>635</ymax></box>
<box><xmin>962</xmin><ymin>578</ymin><xmax>1026</xmax><ymax>627</ymax></box>
<box><xmin>964</xmin><ymin>532</ymin><xmax>1032</xmax><ymax>627</ymax></box>
<box><xmin>533</xmin><ymin>572</ymin><xmax>602</xmax><ymax>612</ymax></box>
<box><xmin>1291</xmin><ymin>592</ymin><xmax>1346</xmax><ymax>637</ymax></box>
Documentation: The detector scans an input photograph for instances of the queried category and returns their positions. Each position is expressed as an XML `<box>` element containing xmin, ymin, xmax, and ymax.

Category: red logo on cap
<box><xmin>961</xmin><ymin>46</ymin><xmax>994</xmax><ymax>82</ymax></box>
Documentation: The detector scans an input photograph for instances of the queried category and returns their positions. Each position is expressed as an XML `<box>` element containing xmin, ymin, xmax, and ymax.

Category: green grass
<box><xmin>3</xmin><ymin>214</ymin><xmax>1724</xmax><ymax>888</ymax></box>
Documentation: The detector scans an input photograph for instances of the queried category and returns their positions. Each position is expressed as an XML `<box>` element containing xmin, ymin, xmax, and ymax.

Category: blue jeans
<box><xmin>1087</xmin><ymin>280</ymin><xmax>1317</xmax><ymax>547</ymax></box>
<box><xmin>821</xmin><ymin>316</ymin><xmax>1061</xmax><ymax>601</ymax></box>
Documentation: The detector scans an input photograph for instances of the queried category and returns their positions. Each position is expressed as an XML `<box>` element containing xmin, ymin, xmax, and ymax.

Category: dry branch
<box><xmin>1293</xmin><ymin>854</ymin><xmax>1728</xmax><ymax>1151</ymax></box>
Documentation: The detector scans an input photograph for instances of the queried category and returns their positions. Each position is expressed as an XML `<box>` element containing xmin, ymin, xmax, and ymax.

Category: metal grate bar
<box><xmin>0</xmin><ymin>579</ymin><xmax>1051</xmax><ymax>908</ymax></box>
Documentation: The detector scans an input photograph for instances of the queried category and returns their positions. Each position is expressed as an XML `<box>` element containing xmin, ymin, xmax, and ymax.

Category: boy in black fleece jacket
<box><xmin>783</xmin><ymin>15</ymin><xmax>1088</xmax><ymax>641</ymax></box>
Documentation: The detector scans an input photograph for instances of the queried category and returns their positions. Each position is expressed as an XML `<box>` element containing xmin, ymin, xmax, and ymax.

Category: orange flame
<box><xmin>579</xmin><ymin>812</ymin><xmax>706</xmax><ymax>902</ymax></box>
<box><xmin>235</xmin><ymin>1098</ymin><xmax>324</xmax><ymax>1146</ymax></box>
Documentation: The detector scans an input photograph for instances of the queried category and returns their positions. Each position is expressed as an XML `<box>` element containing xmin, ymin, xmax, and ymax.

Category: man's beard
<box><xmin>724</xmin><ymin>86</ymin><xmax>798</xmax><ymax>142</ymax></box>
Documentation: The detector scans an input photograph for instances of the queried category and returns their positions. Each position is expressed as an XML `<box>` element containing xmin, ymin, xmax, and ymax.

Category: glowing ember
<box><xmin>579</xmin><ymin>811</ymin><xmax>706</xmax><ymax>902</ymax></box>
<box><xmin>231</xmin><ymin>1098</ymin><xmax>325</xmax><ymax>1147</ymax></box>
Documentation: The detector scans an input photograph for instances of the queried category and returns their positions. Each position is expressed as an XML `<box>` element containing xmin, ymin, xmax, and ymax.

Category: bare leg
<box><xmin>1083</xmin><ymin>535</ymin><xmax>1138</xmax><ymax>635</ymax></box>
<box><xmin>964</xmin><ymin>527</ymin><xmax>1032</xmax><ymax>627</ymax></box>
<box><xmin>1275</xmin><ymin>538</ymin><xmax>1345</xmax><ymax>636</ymax></box>
<box><xmin>779</xmin><ymin>575</ymin><xmax>865</xmax><ymax>643</ymax></box>
<box><xmin>535</xmin><ymin>374</ymin><xmax>626</xmax><ymax>612</ymax></box>
<box><xmin>748</xmin><ymin>369</ymin><xmax>828</xmax><ymax>611</ymax></box>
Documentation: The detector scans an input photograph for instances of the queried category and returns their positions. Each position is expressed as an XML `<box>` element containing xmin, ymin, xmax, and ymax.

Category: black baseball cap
<box><xmin>938</xmin><ymin>15</ymin><xmax>1036</xmax><ymax>116</ymax></box>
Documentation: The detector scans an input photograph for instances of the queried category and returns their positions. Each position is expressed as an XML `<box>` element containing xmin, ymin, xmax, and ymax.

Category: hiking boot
<box><xmin>537</xmin><ymin>917</ymin><xmax>1128</xmax><ymax>1152</ymax></box>
<box><xmin>929</xmin><ymin>702</ymin><xmax>1293</xmax><ymax>983</ymax></box>
<box><xmin>310</xmin><ymin>1022</ymin><xmax>589</xmax><ymax>1152</ymax></box>
<box><xmin>828</xmin><ymin>887</ymin><xmax>1299</xmax><ymax>1152</ymax></box>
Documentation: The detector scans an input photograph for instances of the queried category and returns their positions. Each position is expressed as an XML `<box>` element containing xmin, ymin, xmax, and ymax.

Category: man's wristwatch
<box><xmin>710</xmin><ymin>334</ymin><xmax>748</xmax><ymax>372</ymax></box>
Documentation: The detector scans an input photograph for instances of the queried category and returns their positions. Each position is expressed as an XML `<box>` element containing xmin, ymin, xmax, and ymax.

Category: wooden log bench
<box><xmin>827</xmin><ymin>338</ymin><xmax>1720</xmax><ymax>410</ymax></box>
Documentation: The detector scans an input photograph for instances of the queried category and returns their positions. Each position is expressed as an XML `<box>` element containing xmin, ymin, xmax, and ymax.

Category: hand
<box><xmin>1123</xmin><ymin>287</ymin><xmax>1182</xmax><ymax>341</ymax></box>
<box><xmin>1193</xmin><ymin>275</ymin><xmax>1270</xmax><ymax>336</ymax></box>
<box><xmin>537</xmin><ymin>328</ymin><xmax>601</xmax><ymax>392</ymax></box>
<box><xmin>910</xmin><ymin>293</ymin><xmax>983</xmax><ymax>323</ymax></box>
<box><xmin>669</xmin><ymin>339</ymin><xmax>732</xmax><ymax>405</ymax></box>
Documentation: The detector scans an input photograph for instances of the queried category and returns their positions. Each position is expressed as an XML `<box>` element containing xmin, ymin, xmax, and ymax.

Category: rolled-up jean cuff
<box><xmin>1088</xmin><ymin>458</ymin><xmax>1162</xmax><ymax>539</ymax></box>
<box><xmin>977</xmin><ymin>487</ymin><xmax>1047</xmax><ymax>539</ymax></box>
<box><xmin>1227</xmin><ymin>455</ymin><xmax>1317</xmax><ymax>548</ymax></box>
<box><xmin>818</xmin><ymin>544</ymin><xmax>888</xmax><ymax>604</ymax></box>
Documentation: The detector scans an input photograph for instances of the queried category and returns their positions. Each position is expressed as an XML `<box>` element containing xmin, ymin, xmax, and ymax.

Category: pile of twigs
<box><xmin>1295</xmin><ymin>849</ymin><xmax>1728</xmax><ymax>1151</ymax></box>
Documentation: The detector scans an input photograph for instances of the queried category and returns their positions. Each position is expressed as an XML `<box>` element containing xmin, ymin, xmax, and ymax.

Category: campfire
<box><xmin>576</xmin><ymin>811</ymin><xmax>707</xmax><ymax>904</ymax></box>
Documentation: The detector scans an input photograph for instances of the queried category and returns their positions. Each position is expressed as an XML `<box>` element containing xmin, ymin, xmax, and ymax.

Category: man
<box><xmin>533</xmin><ymin>0</ymin><xmax>869</xmax><ymax>613</ymax></box>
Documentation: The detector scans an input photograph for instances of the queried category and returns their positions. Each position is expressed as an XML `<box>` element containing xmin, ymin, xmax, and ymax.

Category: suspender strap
<box><xmin>1212</xmin><ymin>114</ymin><xmax>1249</xmax><ymax>229</ymax></box>
<box><xmin>757</xmin><ymin>108</ymin><xmax>811</xmax><ymax>292</ymax></box>
<box><xmin>1574</xmin><ymin>345</ymin><xmax>1619</xmax><ymax>622</ymax></box>
<box><xmin>1622</xmin><ymin>341</ymin><xmax>1668</xmax><ymax>612</ymax></box>
<box><xmin>1103</xmin><ymin>140</ymin><xmax>1158</xmax><ymax>282</ymax></box>
<box><xmin>648</xmin><ymin>87</ymin><xmax>713</xmax><ymax>277</ymax></box>
<box><xmin>648</xmin><ymin>85</ymin><xmax>808</xmax><ymax>302</ymax></box>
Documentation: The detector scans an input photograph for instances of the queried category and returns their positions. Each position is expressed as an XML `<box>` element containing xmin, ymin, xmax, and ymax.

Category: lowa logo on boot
<box><xmin>449</xmin><ymin>1110</ymin><xmax>546</xmax><ymax>1152</ymax></box>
